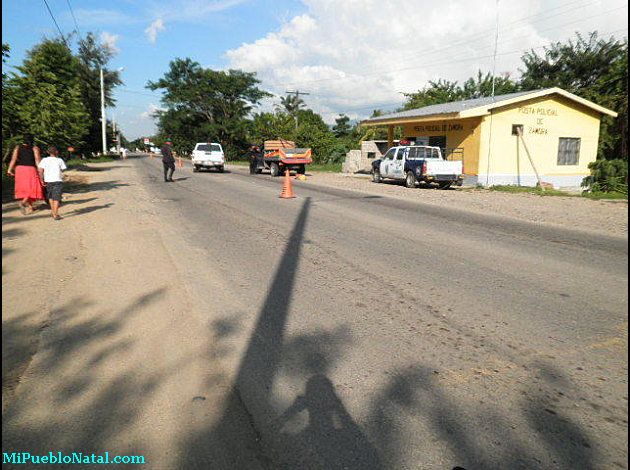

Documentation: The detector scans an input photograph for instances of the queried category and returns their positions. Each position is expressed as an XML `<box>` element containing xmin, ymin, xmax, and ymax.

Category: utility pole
<box><xmin>485</xmin><ymin>0</ymin><xmax>500</xmax><ymax>186</ymax></box>
<box><xmin>100</xmin><ymin>67</ymin><xmax>107</xmax><ymax>156</ymax></box>
<box><xmin>284</xmin><ymin>90</ymin><xmax>310</xmax><ymax>131</ymax></box>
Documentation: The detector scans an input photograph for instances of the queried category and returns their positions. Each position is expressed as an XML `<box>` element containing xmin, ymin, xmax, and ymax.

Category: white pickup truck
<box><xmin>372</xmin><ymin>145</ymin><xmax>464</xmax><ymax>189</ymax></box>
<box><xmin>192</xmin><ymin>142</ymin><xmax>225</xmax><ymax>172</ymax></box>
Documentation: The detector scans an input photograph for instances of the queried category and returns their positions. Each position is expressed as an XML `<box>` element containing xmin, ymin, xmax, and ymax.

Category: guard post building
<box><xmin>361</xmin><ymin>87</ymin><xmax>617</xmax><ymax>189</ymax></box>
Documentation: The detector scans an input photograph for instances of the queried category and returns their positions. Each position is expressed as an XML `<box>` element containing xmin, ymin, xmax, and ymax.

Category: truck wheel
<box><xmin>217</xmin><ymin>165</ymin><xmax>225</xmax><ymax>173</ymax></box>
<box><xmin>297</xmin><ymin>164</ymin><xmax>306</xmax><ymax>175</ymax></box>
<box><xmin>270</xmin><ymin>162</ymin><xmax>280</xmax><ymax>177</ymax></box>
<box><xmin>405</xmin><ymin>171</ymin><xmax>417</xmax><ymax>188</ymax></box>
<box><xmin>438</xmin><ymin>182</ymin><xmax>452</xmax><ymax>190</ymax></box>
<box><xmin>372</xmin><ymin>169</ymin><xmax>382</xmax><ymax>183</ymax></box>
<box><xmin>193</xmin><ymin>165</ymin><xmax>199</xmax><ymax>172</ymax></box>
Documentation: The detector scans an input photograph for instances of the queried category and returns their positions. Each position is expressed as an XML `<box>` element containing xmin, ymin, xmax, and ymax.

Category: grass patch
<box><xmin>308</xmin><ymin>163</ymin><xmax>342</xmax><ymax>173</ymax></box>
<box><xmin>489</xmin><ymin>185</ymin><xmax>577</xmax><ymax>197</ymax></box>
<box><xmin>66</xmin><ymin>156</ymin><xmax>115</xmax><ymax>169</ymax></box>
<box><xmin>581</xmin><ymin>191</ymin><xmax>628</xmax><ymax>200</ymax></box>
<box><xmin>227</xmin><ymin>160</ymin><xmax>248</xmax><ymax>166</ymax></box>
<box><xmin>488</xmin><ymin>184</ymin><xmax>627</xmax><ymax>200</ymax></box>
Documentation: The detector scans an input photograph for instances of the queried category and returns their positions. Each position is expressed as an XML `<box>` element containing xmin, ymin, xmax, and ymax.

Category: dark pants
<box><xmin>163</xmin><ymin>161</ymin><xmax>175</xmax><ymax>181</ymax></box>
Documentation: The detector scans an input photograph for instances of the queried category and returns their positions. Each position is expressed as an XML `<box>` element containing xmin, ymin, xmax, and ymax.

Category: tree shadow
<box><xmin>2</xmin><ymin>289</ymin><xmax>170</xmax><ymax>456</ymax></box>
<box><xmin>65</xmin><ymin>203</ymin><xmax>114</xmax><ymax>217</ymax></box>
<box><xmin>366</xmin><ymin>361</ymin><xmax>597</xmax><ymax>470</ymax></box>
<box><xmin>65</xmin><ymin>180</ymin><xmax>130</xmax><ymax>195</ymax></box>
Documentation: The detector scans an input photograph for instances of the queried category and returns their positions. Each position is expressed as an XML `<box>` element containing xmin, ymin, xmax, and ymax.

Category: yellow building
<box><xmin>361</xmin><ymin>87</ymin><xmax>618</xmax><ymax>189</ymax></box>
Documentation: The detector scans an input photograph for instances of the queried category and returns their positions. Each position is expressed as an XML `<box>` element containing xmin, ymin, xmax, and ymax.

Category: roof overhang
<box><xmin>361</xmin><ymin>112</ymin><xmax>461</xmax><ymax>127</ymax></box>
<box><xmin>361</xmin><ymin>87</ymin><xmax>617</xmax><ymax>127</ymax></box>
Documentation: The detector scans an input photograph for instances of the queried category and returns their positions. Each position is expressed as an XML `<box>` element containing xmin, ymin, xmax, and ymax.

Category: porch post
<box><xmin>387</xmin><ymin>125</ymin><xmax>394</xmax><ymax>149</ymax></box>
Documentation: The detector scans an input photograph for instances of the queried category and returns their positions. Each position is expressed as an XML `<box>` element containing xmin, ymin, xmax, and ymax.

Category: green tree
<box><xmin>155</xmin><ymin>107</ymin><xmax>213</xmax><ymax>155</ymax></box>
<box><xmin>10</xmin><ymin>39</ymin><xmax>89</xmax><ymax>149</ymax></box>
<box><xmin>402</xmin><ymin>79</ymin><xmax>463</xmax><ymax>110</ymax></box>
<box><xmin>461</xmin><ymin>71</ymin><xmax>519</xmax><ymax>99</ymax></box>
<box><xmin>332</xmin><ymin>114</ymin><xmax>352</xmax><ymax>138</ymax></box>
<box><xmin>148</xmin><ymin>58</ymin><xmax>270</xmax><ymax>158</ymax></box>
<box><xmin>277</xmin><ymin>94</ymin><xmax>306</xmax><ymax>115</ymax></box>
<box><xmin>2</xmin><ymin>43</ymin><xmax>23</xmax><ymax>160</ymax></box>
<box><xmin>520</xmin><ymin>32</ymin><xmax>627</xmax><ymax>160</ymax></box>
<box><xmin>76</xmin><ymin>32</ymin><xmax>123</xmax><ymax>154</ymax></box>
<box><xmin>249</xmin><ymin>111</ymin><xmax>295</xmax><ymax>145</ymax></box>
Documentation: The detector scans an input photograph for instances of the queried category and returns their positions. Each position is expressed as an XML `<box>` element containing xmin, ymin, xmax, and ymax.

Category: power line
<box><xmin>284</xmin><ymin>90</ymin><xmax>310</xmax><ymax>129</ymax></box>
<box><xmin>42</xmin><ymin>0</ymin><xmax>70</xmax><ymax>47</ymax></box>
<box><xmin>65</xmin><ymin>0</ymin><xmax>81</xmax><ymax>38</ymax></box>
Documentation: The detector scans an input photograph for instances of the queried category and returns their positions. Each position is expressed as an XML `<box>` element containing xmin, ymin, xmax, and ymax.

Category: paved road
<box><xmin>131</xmin><ymin>157</ymin><xmax>627</xmax><ymax>470</ymax></box>
<box><xmin>4</xmin><ymin>155</ymin><xmax>625</xmax><ymax>469</ymax></box>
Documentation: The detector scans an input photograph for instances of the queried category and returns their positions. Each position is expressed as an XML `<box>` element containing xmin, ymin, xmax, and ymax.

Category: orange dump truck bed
<box><xmin>263</xmin><ymin>140</ymin><xmax>312</xmax><ymax>164</ymax></box>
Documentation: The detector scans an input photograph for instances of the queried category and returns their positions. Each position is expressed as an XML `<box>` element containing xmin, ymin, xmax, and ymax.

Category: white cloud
<box><xmin>140</xmin><ymin>103</ymin><xmax>165</xmax><ymax>119</ymax></box>
<box><xmin>152</xmin><ymin>0</ymin><xmax>247</xmax><ymax>23</ymax></box>
<box><xmin>100</xmin><ymin>32</ymin><xmax>120</xmax><ymax>54</ymax></box>
<box><xmin>145</xmin><ymin>19</ymin><xmax>166</xmax><ymax>44</ymax></box>
<box><xmin>72</xmin><ymin>8</ymin><xmax>135</xmax><ymax>26</ymax></box>
<box><xmin>225</xmin><ymin>0</ymin><xmax>627</xmax><ymax>123</ymax></box>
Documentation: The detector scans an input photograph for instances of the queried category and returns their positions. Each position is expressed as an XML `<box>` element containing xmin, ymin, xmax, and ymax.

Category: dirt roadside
<box><xmin>2</xmin><ymin>161</ymin><xmax>264</xmax><ymax>468</ymax></box>
<box><xmin>252</xmin><ymin>168</ymin><xmax>627</xmax><ymax>238</ymax></box>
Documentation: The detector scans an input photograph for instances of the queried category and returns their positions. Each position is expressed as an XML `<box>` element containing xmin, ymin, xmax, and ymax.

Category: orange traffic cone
<box><xmin>280</xmin><ymin>169</ymin><xmax>296</xmax><ymax>199</ymax></box>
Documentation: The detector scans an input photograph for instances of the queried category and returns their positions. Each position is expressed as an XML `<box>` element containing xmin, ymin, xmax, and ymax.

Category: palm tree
<box><xmin>278</xmin><ymin>94</ymin><xmax>306</xmax><ymax>115</ymax></box>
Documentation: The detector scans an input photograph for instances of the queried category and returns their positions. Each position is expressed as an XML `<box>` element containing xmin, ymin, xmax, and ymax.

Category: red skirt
<box><xmin>14</xmin><ymin>165</ymin><xmax>44</xmax><ymax>200</ymax></box>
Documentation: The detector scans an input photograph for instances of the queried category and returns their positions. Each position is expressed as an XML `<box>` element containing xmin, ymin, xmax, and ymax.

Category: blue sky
<box><xmin>3</xmin><ymin>0</ymin><xmax>306</xmax><ymax>139</ymax></box>
<box><xmin>3</xmin><ymin>0</ymin><xmax>627</xmax><ymax>140</ymax></box>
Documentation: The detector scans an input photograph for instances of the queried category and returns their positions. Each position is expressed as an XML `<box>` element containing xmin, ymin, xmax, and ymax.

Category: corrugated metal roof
<box><xmin>364</xmin><ymin>89</ymin><xmax>548</xmax><ymax>122</ymax></box>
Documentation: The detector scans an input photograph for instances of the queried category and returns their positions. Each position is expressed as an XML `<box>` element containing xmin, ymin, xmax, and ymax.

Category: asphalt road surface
<box><xmin>5</xmin><ymin>155</ymin><xmax>625</xmax><ymax>469</ymax></box>
<box><xmin>131</xmin><ymin>157</ymin><xmax>628</xmax><ymax>470</ymax></box>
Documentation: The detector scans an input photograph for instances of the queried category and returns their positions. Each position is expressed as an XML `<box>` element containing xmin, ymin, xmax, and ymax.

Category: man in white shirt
<box><xmin>38</xmin><ymin>146</ymin><xmax>67</xmax><ymax>220</ymax></box>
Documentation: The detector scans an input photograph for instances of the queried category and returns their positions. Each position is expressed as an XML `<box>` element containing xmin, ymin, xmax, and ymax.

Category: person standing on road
<box><xmin>38</xmin><ymin>146</ymin><xmax>67</xmax><ymax>221</ymax></box>
<box><xmin>6</xmin><ymin>135</ymin><xmax>45</xmax><ymax>214</ymax></box>
<box><xmin>161</xmin><ymin>140</ymin><xmax>175</xmax><ymax>182</ymax></box>
<box><xmin>248</xmin><ymin>144</ymin><xmax>262</xmax><ymax>174</ymax></box>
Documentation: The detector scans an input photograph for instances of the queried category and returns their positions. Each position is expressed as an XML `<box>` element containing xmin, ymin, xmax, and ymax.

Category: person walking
<box><xmin>37</xmin><ymin>146</ymin><xmax>67</xmax><ymax>220</ymax></box>
<box><xmin>161</xmin><ymin>139</ymin><xmax>175</xmax><ymax>182</ymax></box>
<box><xmin>6</xmin><ymin>135</ymin><xmax>45</xmax><ymax>214</ymax></box>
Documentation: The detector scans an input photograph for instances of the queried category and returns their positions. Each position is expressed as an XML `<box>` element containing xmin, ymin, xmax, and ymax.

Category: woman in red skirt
<box><xmin>6</xmin><ymin>136</ymin><xmax>45</xmax><ymax>214</ymax></box>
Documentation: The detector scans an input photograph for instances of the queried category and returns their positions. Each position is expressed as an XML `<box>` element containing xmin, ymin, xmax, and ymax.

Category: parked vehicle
<box><xmin>192</xmin><ymin>142</ymin><xmax>225</xmax><ymax>172</ymax></box>
<box><xmin>250</xmin><ymin>140</ymin><xmax>312</xmax><ymax>177</ymax></box>
<box><xmin>371</xmin><ymin>145</ymin><xmax>464</xmax><ymax>189</ymax></box>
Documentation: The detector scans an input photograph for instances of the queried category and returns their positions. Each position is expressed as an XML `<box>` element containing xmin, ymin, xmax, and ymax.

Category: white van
<box><xmin>192</xmin><ymin>142</ymin><xmax>224</xmax><ymax>172</ymax></box>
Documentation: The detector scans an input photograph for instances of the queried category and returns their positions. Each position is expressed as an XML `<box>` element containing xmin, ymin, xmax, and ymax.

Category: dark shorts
<box><xmin>46</xmin><ymin>182</ymin><xmax>63</xmax><ymax>201</ymax></box>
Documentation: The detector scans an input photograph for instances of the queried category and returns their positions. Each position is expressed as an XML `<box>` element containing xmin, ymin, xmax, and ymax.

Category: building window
<box><xmin>367</xmin><ymin>152</ymin><xmax>376</xmax><ymax>159</ymax></box>
<box><xmin>557</xmin><ymin>138</ymin><xmax>581</xmax><ymax>165</ymax></box>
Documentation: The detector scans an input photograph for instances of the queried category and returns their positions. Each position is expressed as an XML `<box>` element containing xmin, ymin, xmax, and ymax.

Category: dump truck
<box><xmin>251</xmin><ymin>140</ymin><xmax>313</xmax><ymax>177</ymax></box>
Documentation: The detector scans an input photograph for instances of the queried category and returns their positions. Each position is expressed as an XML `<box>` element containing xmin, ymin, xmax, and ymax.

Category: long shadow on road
<box><xmin>178</xmin><ymin>197</ymin><xmax>382</xmax><ymax>469</ymax></box>
<box><xmin>175</xmin><ymin>192</ymin><xmax>602</xmax><ymax>469</ymax></box>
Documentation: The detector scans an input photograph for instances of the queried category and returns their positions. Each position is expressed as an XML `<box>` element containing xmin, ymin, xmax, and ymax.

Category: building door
<box><xmin>428</xmin><ymin>136</ymin><xmax>446</xmax><ymax>150</ymax></box>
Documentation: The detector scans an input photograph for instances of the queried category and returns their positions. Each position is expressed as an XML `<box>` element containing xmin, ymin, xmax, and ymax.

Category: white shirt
<box><xmin>38</xmin><ymin>156</ymin><xmax>67</xmax><ymax>183</ymax></box>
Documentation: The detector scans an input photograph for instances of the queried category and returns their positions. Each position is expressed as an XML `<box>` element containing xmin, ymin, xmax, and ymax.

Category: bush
<box><xmin>581</xmin><ymin>159</ymin><xmax>628</xmax><ymax>194</ymax></box>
